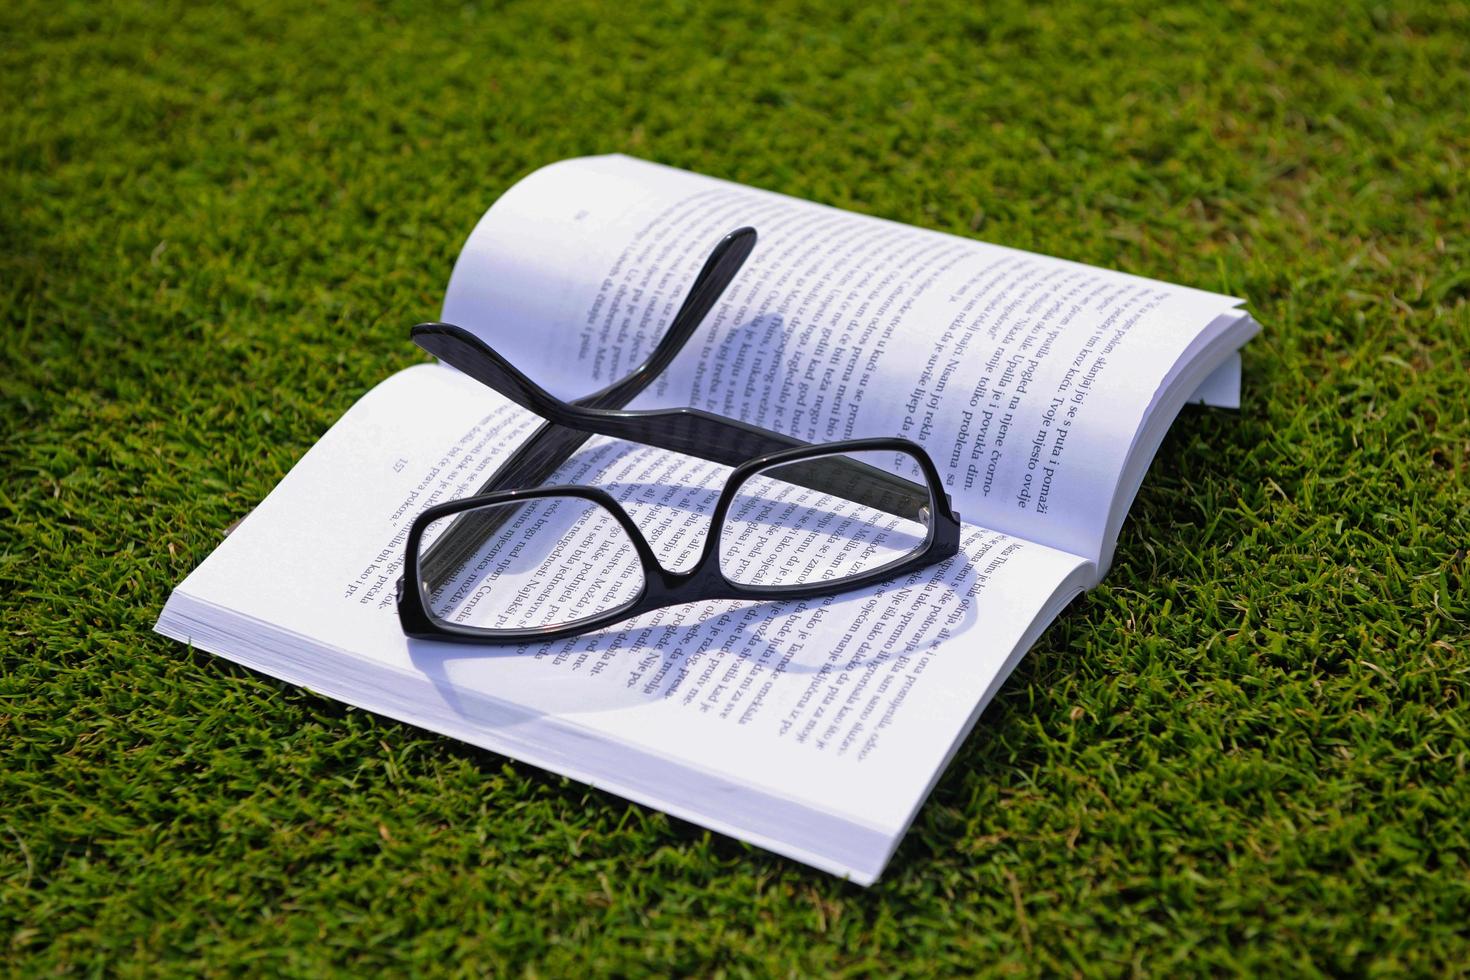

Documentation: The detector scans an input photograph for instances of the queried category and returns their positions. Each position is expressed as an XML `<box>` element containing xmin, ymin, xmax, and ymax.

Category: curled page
<box><xmin>444</xmin><ymin>155</ymin><xmax>1250</xmax><ymax>568</ymax></box>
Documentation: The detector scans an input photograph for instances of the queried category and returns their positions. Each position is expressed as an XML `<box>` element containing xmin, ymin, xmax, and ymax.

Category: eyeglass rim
<box><xmin>397</xmin><ymin>436</ymin><xmax>962</xmax><ymax>645</ymax></box>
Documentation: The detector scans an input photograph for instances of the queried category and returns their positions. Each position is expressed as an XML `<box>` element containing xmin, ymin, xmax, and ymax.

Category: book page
<box><xmin>443</xmin><ymin>155</ymin><xmax>1246</xmax><ymax>565</ymax></box>
<box><xmin>163</xmin><ymin>363</ymin><xmax>1089</xmax><ymax>877</ymax></box>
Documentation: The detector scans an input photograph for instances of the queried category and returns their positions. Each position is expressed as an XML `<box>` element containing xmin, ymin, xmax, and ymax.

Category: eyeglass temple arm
<box><xmin>577</xmin><ymin>226</ymin><xmax>757</xmax><ymax>411</ymax></box>
<box><xmin>450</xmin><ymin>226</ymin><xmax>760</xmax><ymax>492</ymax></box>
<box><xmin>414</xmin><ymin>229</ymin><xmax>758</xmax><ymax>593</ymax></box>
<box><xmin>412</xmin><ymin>324</ymin><xmax>937</xmax><ymax>523</ymax></box>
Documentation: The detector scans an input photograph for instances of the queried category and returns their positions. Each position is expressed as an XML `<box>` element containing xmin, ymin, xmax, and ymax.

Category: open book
<box><xmin>156</xmin><ymin>155</ymin><xmax>1259</xmax><ymax>884</ymax></box>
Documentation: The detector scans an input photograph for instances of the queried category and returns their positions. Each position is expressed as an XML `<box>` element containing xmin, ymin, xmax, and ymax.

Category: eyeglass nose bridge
<box><xmin>637</xmin><ymin>551</ymin><xmax>748</xmax><ymax>606</ymax></box>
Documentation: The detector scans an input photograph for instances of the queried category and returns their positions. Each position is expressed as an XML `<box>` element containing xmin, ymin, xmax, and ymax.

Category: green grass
<box><xmin>3</xmin><ymin>0</ymin><xmax>1467</xmax><ymax>973</ymax></box>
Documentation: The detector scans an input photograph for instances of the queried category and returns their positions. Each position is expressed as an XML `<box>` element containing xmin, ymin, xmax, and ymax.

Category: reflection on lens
<box><xmin>417</xmin><ymin>496</ymin><xmax>644</xmax><ymax>633</ymax></box>
<box><xmin>718</xmin><ymin>449</ymin><xmax>934</xmax><ymax>588</ymax></box>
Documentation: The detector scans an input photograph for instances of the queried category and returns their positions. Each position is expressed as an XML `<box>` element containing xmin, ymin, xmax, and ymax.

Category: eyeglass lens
<box><xmin>419</xmin><ymin>496</ymin><xmax>645</xmax><ymax>632</ymax></box>
<box><xmin>718</xmin><ymin>449</ymin><xmax>934</xmax><ymax>588</ymax></box>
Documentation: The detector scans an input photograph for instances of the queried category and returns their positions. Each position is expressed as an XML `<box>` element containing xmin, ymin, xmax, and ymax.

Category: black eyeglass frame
<box><xmin>397</xmin><ymin>435</ymin><xmax>962</xmax><ymax>645</ymax></box>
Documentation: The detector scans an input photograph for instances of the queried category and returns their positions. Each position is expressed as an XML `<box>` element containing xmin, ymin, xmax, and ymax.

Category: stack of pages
<box><xmin>157</xmin><ymin>155</ymin><xmax>1258</xmax><ymax>883</ymax></box>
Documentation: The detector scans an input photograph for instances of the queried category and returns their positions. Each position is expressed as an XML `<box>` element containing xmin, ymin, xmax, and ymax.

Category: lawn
<box><xmin>3</xmin><ymin>0</ymin><xmax>1467</xmax><ymax>973</ymax></box>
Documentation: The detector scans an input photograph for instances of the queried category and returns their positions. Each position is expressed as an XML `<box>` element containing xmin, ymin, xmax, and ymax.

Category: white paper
<box><xmin>445</xmin><ymin>155</ymin><xmax>1245</xmax><ymax>567</ymax></box>
<box><xmin>162</xmin><ymin>364</ymin><xmax>1088</xmax><ymax>879</ymax></box>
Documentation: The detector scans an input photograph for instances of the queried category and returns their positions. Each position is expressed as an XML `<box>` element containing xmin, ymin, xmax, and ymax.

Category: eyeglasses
<box><xmin>397</xmin><ymin>323</ymin><xmax>962</xmax><ymax>644</ymax></box>
<box><xmin>395</xmin><ymin>240</ymin><xmax>961</xmax><ymax>645</ymax></box>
